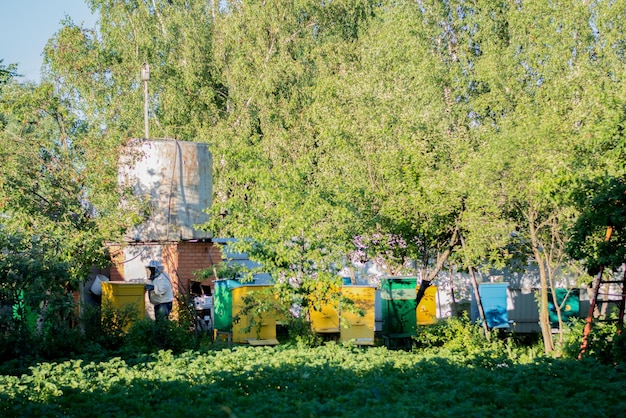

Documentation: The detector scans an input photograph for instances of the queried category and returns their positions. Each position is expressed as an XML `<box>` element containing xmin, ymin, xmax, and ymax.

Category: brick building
<box><xmin>96</xmin><ymin>139</ymin><xmax>220</xmax><ymax>317</ymax></box>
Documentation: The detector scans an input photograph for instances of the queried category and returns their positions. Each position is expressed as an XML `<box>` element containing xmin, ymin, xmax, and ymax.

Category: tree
<box><xmin>460</xmin><ymin>0</ymin><xmax>607</xmax><ymax>353</ymax></box>
<box><xmin>204</xmin><ymin>0</ymin><xmax>383</xmax><ymax>323</ymax></box>
<box><xmin>0</xmin><ymin>79</ymin><xmax>119</xmax><ymax>282</ymax></box>
<box><xmin>0</xmin><ymin>69</ymin><xmax>129</xmax><ymax>356</ymax></box>
<box><xmin>568</xmin><ymin>177</ymin><xmax>626</xmax><ymax>276</ymax></box>
<box><xmin>206</xmin><ymin>0</ymin><xmax>476</xmax><ymax>306</ymax></box>
<box><xmin>566</xmin><ymin>0</ymin><xmax>626</xmax><ymax>277</ymax></box>
<box><xmin>0</xmin><ymin>60</ymin><xmax>18</xmax><ymax>85</ymax></box>
<box><xmin>33</xmin><ymin>0</ymin><xmax>626</xmax><ymax>356</ymax></box>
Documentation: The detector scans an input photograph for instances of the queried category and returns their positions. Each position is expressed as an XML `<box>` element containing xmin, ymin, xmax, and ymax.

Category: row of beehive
<box><xmin>98</xmin><ymin>280</ymin><xmax>583</xmax><ymax>338</ymax></box>
<box><xmin>96</xmin><ymin>277</ymin><xmax>437</xmax><ymax>343</ymax></box>
<box><xmin>471</xmin><ymin>282</ymin><xmax>583</xmax><ymax>330</ymax></box>
<box><xmin>213</xmin><ymin>277</ymin><xmax>438</xmax><ymax>345</ymax></box>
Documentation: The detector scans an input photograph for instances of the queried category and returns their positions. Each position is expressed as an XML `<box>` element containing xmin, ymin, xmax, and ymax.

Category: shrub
<box><xmin>39</xmin><ymin>323</ymin><xmax>87</xmax><ymax>360</ymax></box>
<box><xmin>174</xmin><ymin>293</ymin><xmax>196</xmax><ymax>333</ymax></box>
<box><xmin>561</xmin><ymin>317</ymin><xmax>626</xmax><ymax>364</ymax></box>
<box><xmin>0</xmin><ymin>307</ymin><xmax>36</xmax><ymax>361</ymax></box>
<box><xmin>124</xmin><ymin>318</ymin><xmax>197</xmax><ymax>354</ymax></box>
<box><xmin>413</xmin><ymin>315</ymin><xmax>488</xmax><ymax>354</ymax></box>
<box><xmin>2</xmin><ymin>292</ymin><xmax>90</xmax><ymax>361</ymax></box>
<box><xmin>92</xmin><ymin>302</ymin><xmax>140</xmax><ymax>351</ymax></box>
<box><xmin>412</xmin><ymin>315</ymin><xmax>542</xmax><ymax>365</ymax></box>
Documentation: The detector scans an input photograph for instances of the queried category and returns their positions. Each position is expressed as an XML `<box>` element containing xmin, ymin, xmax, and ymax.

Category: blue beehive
<box><xmin>476</xmin><ymin>283</ymin><xmax>509</xmax><ymax>329</ymax></box>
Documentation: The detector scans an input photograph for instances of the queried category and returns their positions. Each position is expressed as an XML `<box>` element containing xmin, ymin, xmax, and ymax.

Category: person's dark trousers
<box><xmin>155</xmin><ymin>302</ymin><xmax>173</xmax><ymax>321</ymax></box>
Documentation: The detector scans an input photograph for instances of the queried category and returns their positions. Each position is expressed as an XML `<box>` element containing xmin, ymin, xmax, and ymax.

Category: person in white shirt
<box><xmin>144</xmin><ymin>260</ymin><xmax>174</xmax><ymax>320</ymax></box>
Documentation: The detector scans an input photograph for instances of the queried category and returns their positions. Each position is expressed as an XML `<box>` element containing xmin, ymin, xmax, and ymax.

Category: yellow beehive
<box><xmin>339</xmin><ymin>286</ymin><xmax>376</xmax><ymax>345</ymax></box>
<box><xmin>308</xmin><ymin>279</ymin><xmax>341</xmax><ymax>335</ymax></box>
<box><xmin>416</xmin><ymin>285</ymin><xmax>438</xmax><ymax>325</ymax></box>
<box><xmin>231</xmin><ymin>285</ymin><xmax>278</xmax><ymax>344</ymax></box>
<box><xmin>309</xmin><ymin>303</ymin><xmax>340</xmax><ymax>334</ymax></box>
<box><xmin>101</xmin><ymin>281</ymin><xmax>146</xmax><ymax>328</ymax></box>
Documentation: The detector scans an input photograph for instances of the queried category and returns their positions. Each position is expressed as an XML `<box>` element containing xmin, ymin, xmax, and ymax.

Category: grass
<box><xmin>1</xmin><ymin>341</ymin><xmax>625</xmax><ymax>417</ymax></box>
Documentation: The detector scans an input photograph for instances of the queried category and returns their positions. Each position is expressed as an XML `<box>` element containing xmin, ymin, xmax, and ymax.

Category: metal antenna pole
<box><xmin>141</xmin><ymin>63</ymin><xmax>150</xmax><ymax>139</ymax></box>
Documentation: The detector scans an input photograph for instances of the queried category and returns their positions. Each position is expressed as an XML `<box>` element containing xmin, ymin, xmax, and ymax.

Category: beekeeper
<box><xmin>144</xmin><ymin>260</ymin><xmax>173</xmax><ymax>320</ymax></box>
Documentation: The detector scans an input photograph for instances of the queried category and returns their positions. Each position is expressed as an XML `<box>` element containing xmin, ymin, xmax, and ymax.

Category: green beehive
<box><xmin>548</xmin><ymin>288</ymin><xmax>580</xmax><ymax>327</ymax></box>
<box><xmin>380</xmin><ymin>277</ymin><xmax>417</xmax><ymax>337</ymax></box>
<box><xmin>212</xmin><ymin>279</ymin><xmax>241</xmax><ymax>331</ymax></box>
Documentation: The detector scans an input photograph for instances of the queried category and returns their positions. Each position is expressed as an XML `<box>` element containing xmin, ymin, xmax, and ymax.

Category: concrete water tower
<box><xmin>110</xmin><ymin>138</ymin><xmax>221</xmax><ymax>302</ymax></box>
<box><xmin>94</xmin><ymin>65</ymin><xmax>221</xmax><ymax>320</ymax></box>
<box><xmin>119</xmin><ymin>138</ymin><xmax>213</xmax><ymax>242</ymax></box>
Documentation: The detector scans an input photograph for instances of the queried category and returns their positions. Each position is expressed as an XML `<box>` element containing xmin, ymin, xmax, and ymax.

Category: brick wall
<box><xmin>106</xmin><ymin>240</ymin><xmax>223</xmax><ymax>293</ymax></box>
<box><xmin>107</xmin><ymin>244</ymin><xmax>125</xmax><ymax>281</ymax></box>
<box><xmin>162</xmin><ymin>243</ymin><xmax>180</xmax><ymax>294</ymax></box>
<box><xmin>175</xmin><ymin>241</ymin><xmax>223</xmax><ymax>292</ymax></box>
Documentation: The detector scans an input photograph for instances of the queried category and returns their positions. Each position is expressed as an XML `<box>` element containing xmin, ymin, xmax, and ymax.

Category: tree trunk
<box><xmin>469</xmin><ymin>264</ymin><xmax>491</xmax><ymax>341</ymax></box>
<box><xmin>529</xmin><ymin>215</ymin><xmax>554</xmax><ymax>354</ymax></box>
<box><xmin>416</xmin><ymin>224</ymin><xmax>460</xmax><ymax>306</ymax></box>
<box><xmin>460</xmin><ymin>234</ymin><xmax>490</xmax><ymax>340</ymax></box>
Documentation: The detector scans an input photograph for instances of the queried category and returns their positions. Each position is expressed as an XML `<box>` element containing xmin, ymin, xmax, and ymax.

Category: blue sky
<box><xmin>0</xmin><ymin>0</ymin><xmax>98</xmax><ymax>82</ymax></box>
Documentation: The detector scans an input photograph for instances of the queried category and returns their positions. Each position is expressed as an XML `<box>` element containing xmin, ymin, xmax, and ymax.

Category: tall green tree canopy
<box><xmin>2</xmin><ymin>0</ymin><xmax>621</xmax><ymax>351</ymax></box>
<box><xmin>35</xmin><ymin>0</ymin><xmax>626</xmax><ymax>277</ymax></box>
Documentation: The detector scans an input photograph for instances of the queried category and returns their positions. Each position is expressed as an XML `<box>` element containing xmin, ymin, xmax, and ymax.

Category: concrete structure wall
<box><xmin>118</xmin><ymin>139</ymin><xmax>213</xmax><ymax>242</ymax></box>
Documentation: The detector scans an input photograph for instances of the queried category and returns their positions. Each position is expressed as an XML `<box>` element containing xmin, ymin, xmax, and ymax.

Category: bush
<box><xmin>0</xmin><ymin>308</ymin><xmax>36</xmax><ymax>361</ymax></box>
<box><xmin>1</xmin><ymin>293</ymin><xmax>91</xmax><ymax>361</ymax></box>
<box><xmin>561</xmin><ymin>317</ymin><xmax>626</xmax><ymax>364</ymax></box>
<box><xmin>174</xmin><ymin>293</ymin><xmax>197</xmax><ymax>332</ymax></box>
<box><xmin>284</xmin><ymin>315</ymin><xmax>322</xmax><ymax>347</ymax></box>
<box><xmin>39</xmin><ymin>323</ymin><xmax>87</xmax><ymax>360</ymax></box>
<box><xmin>87</xmin><ymin>302</ymin><xmax>141</xmax><ymax>351</ymax></box>
<box><xmin>36</xmin><ymin>293</ymin><xmax>88</xmax><ymax>359</ymax></box>
<box><xmin>81</xmin><ymin>299</ymin><xmax>199</xmax><ymax>355</ymax></box>
<box><xmin>413</xmin><ymin>315</ymin><xmax>488</xmax><ymax>354</ymax></box>
<box><xmin>81</xmin><ymin>303</ymin><xmax>104</xmax><ymax>344</ymax></box>
<box><xmin>412</xmin><ymin>315</ymin><xmax>542</xmax><ymax>365</ymax></box>
<box><xmin>124</xmin><ymin>318</ymin><xmax>197</xmax><ymax>354</ymax></box>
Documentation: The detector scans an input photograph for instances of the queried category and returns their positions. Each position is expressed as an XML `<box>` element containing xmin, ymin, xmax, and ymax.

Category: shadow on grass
<box><xmin>2</xmin><ymin>344</ymin><xmax>626</xmax><ymax>418</ymax></box>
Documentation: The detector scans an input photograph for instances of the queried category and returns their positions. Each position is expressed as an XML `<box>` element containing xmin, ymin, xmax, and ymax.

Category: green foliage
<box><xmin>2</xmin><ymin>0</ymin><xmax>626</xmax><ymax>362</ymax></box>
<box><xmin>0</xmin><ymin>60</ymin><xmax>18</xmax><ymax>86</ymax></box>
<box><xmin>0</xmin><ymin>76</ymin><xmax>129</xmax><ymax>363</ymax></box>
<box><xmin>0</xmin><ymin>80</ymin><xmax>120</xmax><ymax>285</ymax></box>
<box><xmin>567</xmin><ymin>176</ymin><xmax>626</xmax><ymax>275</ymax></box>
<box><xmin>173</xmin><ymin>293</ymin><xmax>197</xmax><ymax>333</ymax></box>
<box><xmin>0</xmin><ymin>305</ymin><xmax>36</xmax><ymax>362</ymax></box>
<box><xmin>0</xmin><ymin>230</ymin><xmax>96</xmax><ymax>361</ymax></box>
<box><xmin>37</xmin><ymin>293</ymin><xmax>85</xmax><ymax>360</ymax></box>
<box><xmin>0</xmin><ymin>230</ymin><xmax>72</xmax><ymax>309</ymax></box>
<box><xmin>414</xmin><ymin>316</ymin><xmax>487</xmax><ymax>352</ymax></box>
<box><xmin>561</xmin><ymin>318</ymin><xmax>626</xmax><ymax>365</ymax></box>
<box><xmin>80</xmin><ymin>303</ymin><xmax>105</xmax><ymax>345</ymax></box>
<box><xmin>284</xmin><ymin>316</ymin><xmax>322</xmax><ymax>348</ymax></box>
<box><xmin>196</xmin><ymin>261</ymin><xmax>252</xmax><ymax>282</ymax></box>
<box><xmin>124</xmin><ymin>319</ymin><xmax>196</xmax><ymax>354</ymax></box>
<box><xmin>413</xmin><ymin>315</ymin><xmax>547</xmax><ymax>366</ymax></box>
<box><xmin>95</xmin><ymin>302</ymin><xmax>141</xmax><ymax>351</ymax></box>
<box><xmin>1</xmin><ymin>344</ymin><xmax>625</xmax><ymax>417</ymax></box>
<box><xmin>1</xmin><ymin>293</ymin><xmax>92</xmax><ymax>362</ymax></box>
<box><xmin>82</xmin><ymin>299</ymin><xmax>197</xmax><ymax>354</ymax></box>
